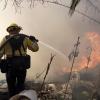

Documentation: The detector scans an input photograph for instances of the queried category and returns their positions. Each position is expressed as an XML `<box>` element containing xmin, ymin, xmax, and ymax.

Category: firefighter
<box><xmin>0</xmin><ymin>23</ymin><xmax>39</xmax><ymax>98</ymax></box>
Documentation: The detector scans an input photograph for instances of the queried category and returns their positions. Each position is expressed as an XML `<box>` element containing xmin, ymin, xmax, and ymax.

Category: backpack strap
<box><xmin>6</xmin><ymin>35</ymin><xmax>26</xmax><ymax>56</ymax></box>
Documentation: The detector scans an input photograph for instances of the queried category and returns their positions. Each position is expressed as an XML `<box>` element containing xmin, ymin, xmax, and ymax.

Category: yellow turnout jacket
<box><xmin>0</xmin><ymin>34</ymin><xmax>39</xmax><ymax>58</ymax></box>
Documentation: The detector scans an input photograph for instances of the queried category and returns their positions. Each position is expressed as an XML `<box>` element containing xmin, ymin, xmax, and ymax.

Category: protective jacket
<box><xmin>0</xmin><ymin>34</ymin><xmax>39</xmax><ymax>58</ymax></box>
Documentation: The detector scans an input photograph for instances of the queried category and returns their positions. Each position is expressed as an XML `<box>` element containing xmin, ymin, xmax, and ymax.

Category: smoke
<box><xmin>62</xmin><ymin>32</ymin><xmax>100</xmax><ymax>75</ymax></box>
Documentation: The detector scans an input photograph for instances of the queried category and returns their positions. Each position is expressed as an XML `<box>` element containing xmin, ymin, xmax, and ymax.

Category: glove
<box><xmin>29</xmin><ymin>36</ymin><xmax>39</xmax><ymax>42</ymax></box>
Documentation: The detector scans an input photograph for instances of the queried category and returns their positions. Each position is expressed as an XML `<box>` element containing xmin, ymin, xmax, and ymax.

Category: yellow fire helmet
<box><xmin>6</xmin><ymin>23</ymin><xmax>22</xmax><ymax>32</ymax></box>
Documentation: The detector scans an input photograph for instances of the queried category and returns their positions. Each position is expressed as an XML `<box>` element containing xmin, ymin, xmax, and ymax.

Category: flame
<box><xmin>79</xmin><ymin>32</ymin><xmax>100</xmax><ymax>70</ymax></box>
<box><xmin>62</xmin><ymin>67</ymin><xmax>70</xmax><ymax>73</ymax></box>
<box><xmin>63</xmin><ymin>32</ymin><xmax>100</xmax><ymax>73</ymax></box>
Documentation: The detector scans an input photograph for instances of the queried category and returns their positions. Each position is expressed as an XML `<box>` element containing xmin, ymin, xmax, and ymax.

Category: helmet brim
<box><xmin>7</xmin><ymin>26</ymin><xmax>22</xmax><ymax>32</ymax></box>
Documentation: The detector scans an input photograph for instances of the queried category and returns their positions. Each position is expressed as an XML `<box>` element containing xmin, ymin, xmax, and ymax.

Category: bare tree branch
<box><xmin>69</xmin><ymin>0</ymin><xmax>80</xmax><ymax>16</ymax></box>
<box><xmin>3</xmin><ymin>0</ymin><xmax>8</xmax><ymax>10</ymax></box>
<box><xmin>87</xmin><ymin>0</ymin><xmax>100</xmax><ymax>13</ymax></box>
<box><xmin>40</xmin><ymin>53</ymin><xmax>55</xmax><ymax>91</ymax></box>
<box><xmin>64</xmin><ymin>36</ymin><xmax>80</xmax><ymax>100</ymax></box>
<box><xmin>0</xmin><ymin>0</ymin><xmax>100</xmax><ymax>25</ymax></box>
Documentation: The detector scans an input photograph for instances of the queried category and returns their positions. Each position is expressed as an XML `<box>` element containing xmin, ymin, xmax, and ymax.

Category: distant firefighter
<box><xmin>69</xmin><ymin>0</ymin><xmax>80</xmax><ymax>16</ymax></box>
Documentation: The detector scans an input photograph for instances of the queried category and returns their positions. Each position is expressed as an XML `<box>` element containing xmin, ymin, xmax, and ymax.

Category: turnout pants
<box><xmin>6</xmin><ymin>68</ymin><xmax>27</xmax><ymax>97</ymax></box>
